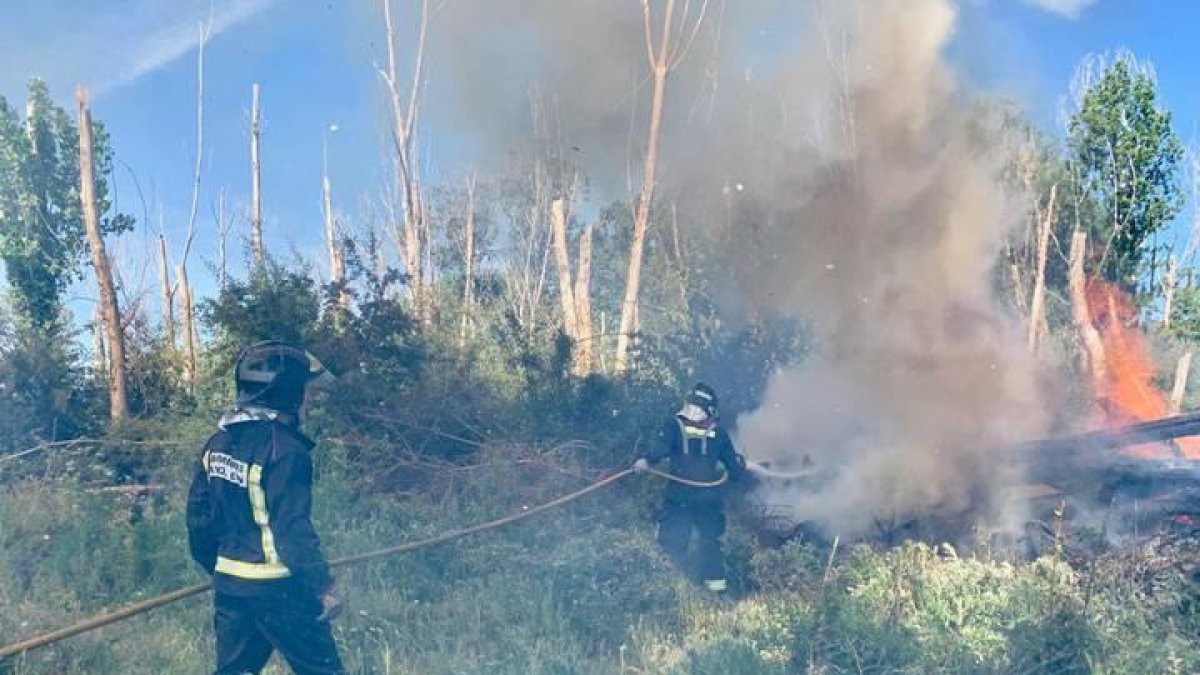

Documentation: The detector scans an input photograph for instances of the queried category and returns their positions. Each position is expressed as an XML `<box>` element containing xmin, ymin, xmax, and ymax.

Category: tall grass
<box><xmin>2</xmin><ymin>431</ymin><xmax>1197</xmax><ymax>674</ymax></box>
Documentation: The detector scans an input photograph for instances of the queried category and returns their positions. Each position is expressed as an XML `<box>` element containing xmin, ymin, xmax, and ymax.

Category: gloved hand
<box><xmin>632</xmin><ymin>458</ymin><xmax>650</xmax><ymax>473</ymax></box>
<box><xmin>316</xmin><ymin>585</ymin><xmax>343</xmax><ymax>623</ymax></box>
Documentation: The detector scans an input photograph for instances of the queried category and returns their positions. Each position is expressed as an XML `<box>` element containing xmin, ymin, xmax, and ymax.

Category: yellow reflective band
<box><xmin>215</xmin><ymin>556</ymin><xmax>292</xmax><ymax>580</ymax></box>
<box><xmin>201</xmin><ymin>450</ymin><xmax>211</xmax><ymax>474</ymax></box>
<box><xmin>704</xmin><ymin>578</ymin><xmax>727</xmax><ymax>592</ymax></box>
<box><xmin>248</xmin><ymin>464</ymin><xmax>284</xmax><ymax>566</ymax></box>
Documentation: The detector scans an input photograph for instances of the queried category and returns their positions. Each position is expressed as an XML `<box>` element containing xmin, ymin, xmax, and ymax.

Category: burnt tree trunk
<box><xmin>78</xmin><ymin>89</ymin><xmax>128</xmax><ymax>421</ymax></box>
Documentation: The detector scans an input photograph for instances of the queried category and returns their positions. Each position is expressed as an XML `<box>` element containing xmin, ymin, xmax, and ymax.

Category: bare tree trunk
<box><xmin>322</xmin><ymin>156</ymin><xmax>347</xmax><ymax>309</ymax></box>
<box><xmin>1027</xmin><ymin>183</ymin><xmax>1057</xmax><ymax>353</ymax></box>
<box><xmin>550</xmin><ymin>197</ymin><xmax>580</xmax><ymax>342</ymax></box>
<box><xmin>614</xmin><ymin>0</ymin><xmax>674</xmax><ymax>373</ymax></box>
<box><xmin>1162</xmin><ymin>255</ymin><xmax>1177</xmax><ymax>329</ymax></box>
<box><xmin>1069</xmin><ymin>230</ymin><xmax>1107</xmax><ymax>394</ymax></box>
<box><xmin>459</xmin><ymin>175</ymin><xmax>477</xmax><ymax>352</ymax></box>
<box><xmin>1170</xmin><ymin>351</ymin><xmax>1193</xmax><ymax>414</ymax></box>
<box><xmin>78</xmin><ymin>88</ymin><xmax>128</xmax><ymax>422</ymax></box>
<box><xmin>380</xmin><ymin>0</ymin><xmax>430</xmax><ymax>321</ymax></box>
<box><xmin>616</xmin><ymin>0</ymin><xmax>707</xmax><ymax>372</ymax></box>
<box><xmin>158</xmin><ymin>234</ymin><xmax>175</xmax><ymax>348</ymax></box>
<box><xmin>93</xmin><ymin>306</ymin><xmax>107</xmax><ymax>375</ymax></box>
<box><xmin>217</xmin><ymin>188</ymin><xmax>230</xmax><ymax>291</ymax></box>
<box><xmin>599</xmin><ymin>311</ymin><xmax>608</xmax><ymax>373</ymax></box>
<box><xmin>250</xmin><ymin>83</ymin><xmax>264</xmax><ymax>266</ymax></box>
<box><xmin>1010</xmin><ymin>263</ymin><xmax>1028</xmax><ymax>317</ymax></box>
<box><xmin>668</xmin><ymin>200</ymin><xmax>690</xmax><ymax>312</ymax></box>
<box><xmin>177</xmin><ymin>264</ymin><xmax>198</xmax><ymax>388</ymax></box>
<box><xmin>574</xmin><ymin>222</ymin><xmax>595</xmax><ymax>375</ymax></box>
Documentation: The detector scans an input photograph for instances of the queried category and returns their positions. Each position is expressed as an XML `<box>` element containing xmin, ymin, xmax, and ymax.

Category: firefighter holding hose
<box><xmin>186</xmin><ymin>341</ymin><xmax>344</xmax><ymax>675</ymax></box>
<box><xmin>633</xmin><ymin>383</ymin><xmax>747</xmax><ymax>592</ymax></box>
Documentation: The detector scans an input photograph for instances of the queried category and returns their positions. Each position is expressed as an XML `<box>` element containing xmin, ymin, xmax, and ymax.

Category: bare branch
<box><xmin>182</xmin><ymin>17</ymin><xmax>210</xmax><ymax>269</ymax></box>
<box><xmin>641</xmin><ymin>0</ymin><xmax>657</xmax><ymax>69</ymax></box>
<box><xmin>670</xmin><ymin>0</ymin><xmax>710</xmax><ymax>71</ymax></box>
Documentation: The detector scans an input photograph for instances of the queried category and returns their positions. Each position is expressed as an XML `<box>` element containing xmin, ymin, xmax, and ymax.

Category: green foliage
<box><xmin>1067</xmin><ymin>55</ymin><xmax>1184</xmax><ymax>294</ymax></box>
<box><xmin>0</xmin><ymin>320</ymin><xmax>99</xmax><ymax>451</ymax></box>
<box><xmin>0</xmin><ymin>79</ymin><xmax>132</xmax><ymax>331</ymax></box>
<box><xmin>201</xmin><ymin>257</ymin><xmax>323</xmax><ymax>352</ymax></box>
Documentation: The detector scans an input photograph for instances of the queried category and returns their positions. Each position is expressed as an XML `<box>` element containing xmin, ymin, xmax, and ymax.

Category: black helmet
<box><xmin>685</xmin><ymin>382</ymin><xmax>718</xmax><ymax>417</ymax></box>
<box><xmin>234</xmin><ymin>341</ymin><xmax>331</xmax><ymax>414</ymax></box>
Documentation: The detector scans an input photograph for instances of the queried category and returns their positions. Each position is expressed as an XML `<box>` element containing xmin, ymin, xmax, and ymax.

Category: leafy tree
<box><xmin>200</xmin><ymin>257</ymin><xmax>323</xmax><ymax>354</ymax></box>
<box><xmin>0</xmin><ymin>78</ymin><xmax>132</xmax><ymax>330</ymax></box>
<box><xmin>1067</xmin><ymin>55</ymin><xmax>1184</xmax><ymax>296</ymax></box>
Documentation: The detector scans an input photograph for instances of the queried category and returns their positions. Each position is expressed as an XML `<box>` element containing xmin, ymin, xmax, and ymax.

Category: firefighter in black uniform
<box><xmin>633</xmin><ymin>383</ymin><xmax>746</xmax><ymax>592</ymax></box>
<box><xmin>187</xmin><ymin>341</ymin><xmax>344</xmax><ymax>675</ymax></box>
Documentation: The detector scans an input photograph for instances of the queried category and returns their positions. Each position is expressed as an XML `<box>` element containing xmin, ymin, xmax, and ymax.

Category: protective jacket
<box><xmin>645</xmin><ymin>415</ymin><xmax>746</xmax><ymax>503</ymax></box>
<box><xmin>187</xmin><ymin>411</ymin><xmax>334</xmax><ymax>598</ymax></box>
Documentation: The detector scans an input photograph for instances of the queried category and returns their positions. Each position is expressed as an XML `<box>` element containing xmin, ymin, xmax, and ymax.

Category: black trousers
<box><xmin>657</xmin><ymin>499</ymin><xmax>726</xmax><ymax>582</ymax></box>
<box><xmin>213</xmin><ymin>591</ymin><xmax>344</xmax><ymax>675</ymax></box>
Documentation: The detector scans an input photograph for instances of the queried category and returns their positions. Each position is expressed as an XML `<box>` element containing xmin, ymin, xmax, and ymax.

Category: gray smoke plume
<box><xmin>423</xmin><ymin>0</ymin><xmax>1054</xmax><ymax>539</ymax></box>
<box><xmin>723</xmin><ymin>0</ymin><xmax>1053</xmax><ymax>539</ymax></box>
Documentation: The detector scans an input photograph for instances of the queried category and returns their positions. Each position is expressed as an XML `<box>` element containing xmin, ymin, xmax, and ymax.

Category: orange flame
<box><xmin>1085</xmin><ymin>279</ymin><xmax>1200</xmax><ymax>459</ymax></box>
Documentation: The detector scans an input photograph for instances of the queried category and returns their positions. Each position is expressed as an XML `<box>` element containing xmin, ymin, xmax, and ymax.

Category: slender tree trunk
<box><xmin>599</xmin><ymin>311</ymin><xmax>608</xmax><ymax>373</ymax></box>
<box><xmin>217</xmin><ymin>188</ymin><xmax>230</xmax><ymax>291</ymax></box>
<box><xmin>574</xmin><ymin>222</ymin><xmax>595</xmax><ymax>375</ymax></box>
<box><xmin>1069</xmin><ymin>230</ymin><xmax>1107</xmax><ymax>395</ymax></box>
<box><xmin>550</xmin><ymin>197</ymin><xmax>580</xmax><ymax>342</ymax></box>
<box><xmin>1010</xmin><ymin>263</ymin><xmax>1028</xmax><ymax>317</ymax></box>
<box><xmin>323</xmin><ymin>162</ymin><xmax>347</xmax><ymax>309</ymax></box>
<box><xmin>380</xmin><ymin>0</ymin><xmax>430</xmax><ymax>320</ymax></box>
<box><xmin>615</xmin><ymin>0</ymin><xmax>678</xmax><ymax>373</ymax></box>
<box><xmin>177</xmin><ymin>264</ymin><xmax>198</xmax><ymax>388</ymax></box>
<box><xmin>158</xmin><ymin>234</ymin><xmax>175</xmax><ymax>349</ymax></box>
<box><xmin>1162</xmin><ymin>256</ymin><xmax>1177</xmax><ymax>329</ymax></box>
<box><xmin>77</xmin><ymin>88</ymin><xmax>128</xmax><ymax>422</ymax></box>
<box><xmin>1027</xmin><ymin>184</ymin><xmax>1056</xmax><ymax>353</ymax></box>
<box><xmin>250</xmin><ymin>83</ymin><xmax>264</xmax><ymax>266</ymax></box>
<box><xmin>459</xmin><ymin>175</ymin><xmax>477</xmax><ymax>352</ymax></box>
<box><xmin>1170</xmin><ymin>351</ymin><xmax>1193</xmax><ymax>414</ymax></box>
<box><xmin>93</xmin><ymin>306</ymin><xmax>107</xmax><ymax>376</ymax></box>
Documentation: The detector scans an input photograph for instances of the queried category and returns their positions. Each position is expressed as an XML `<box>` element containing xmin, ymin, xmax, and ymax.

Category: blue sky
<box><xmin>2</xmin><ymin>0</ymin><xmax>1200</xmax><ymax>309</ymax></box>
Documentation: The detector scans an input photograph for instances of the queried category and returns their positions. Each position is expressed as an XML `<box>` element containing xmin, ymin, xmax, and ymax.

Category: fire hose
<box><xmin>0</xmin><ymin>466</ymin><xmax>726</xmax><ymax>661</ymax></box>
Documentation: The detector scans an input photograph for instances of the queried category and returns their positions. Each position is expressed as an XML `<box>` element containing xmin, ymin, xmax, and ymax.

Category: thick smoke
<box><xmin>426</xmin><ymin>0</ymin><xmax>1052</xmax><ymax>538</ymax></box>
<box><xmin>725</xmin><ymin>0</ymin><xmax>1052</xmax><ymax>539</ymax></box>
